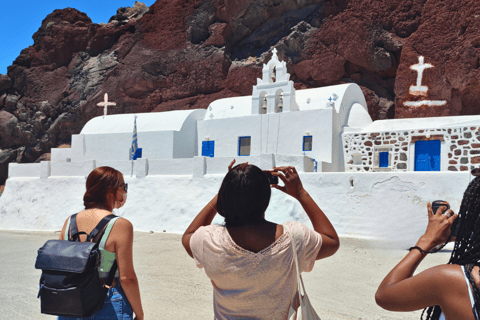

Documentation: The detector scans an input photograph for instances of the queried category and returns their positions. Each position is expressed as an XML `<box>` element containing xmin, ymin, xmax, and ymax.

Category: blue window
<box><xmin>303</xmin><ymin>136</ymin><xmax>313</xmax><ymax>151</ymax></box>
<box><xmin>415</xmin><ymin>140</ymin><xmax>440</xmax><ymax>171</ymax></box>
<box><xmin>202</xmin><ymin>141</ymin><xmax>214</xmax><ymax>157</ymax></box>
<box><xmin>379</xmin><ymin>152</ymin><xmax>389</xmax><ymax>167</ymax></box>
<box><xmin>238</xmin><ymin>136</ymin><xmax>251</xmax><ymax>156</ymax></box>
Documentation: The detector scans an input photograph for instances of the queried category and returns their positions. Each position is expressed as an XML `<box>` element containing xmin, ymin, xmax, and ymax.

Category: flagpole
<box><xmin>131</xmin><ymin>115</ymin><xmax>138</xmax><ymax>177</ymax></box>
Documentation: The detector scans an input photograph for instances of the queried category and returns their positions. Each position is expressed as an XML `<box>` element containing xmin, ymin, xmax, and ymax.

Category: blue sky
<box><xmin>0</xmin><ymin>0</ymin><xmax>156</xmax><ymax>75</ymax></box>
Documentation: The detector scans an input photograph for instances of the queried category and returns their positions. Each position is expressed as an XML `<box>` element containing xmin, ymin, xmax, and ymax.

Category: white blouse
<box><xmin>190</xmin><ymin>221</ymin><xmax>322</xmax><ymax>320</ymax></box>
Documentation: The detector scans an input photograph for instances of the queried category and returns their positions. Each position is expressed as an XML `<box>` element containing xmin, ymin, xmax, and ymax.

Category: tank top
<box><xmin>64</xmin><ymin>216</ymin><xmax>120</xmax><ymax>279</ymax></box>
<box><xmin>439</xmin><ymin>265</ymin><xmax>476</xmax><ymax>320</ymax></box>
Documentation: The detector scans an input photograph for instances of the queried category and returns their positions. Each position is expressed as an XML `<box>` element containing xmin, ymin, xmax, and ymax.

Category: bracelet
<box><xmin>408</xmin><ymin>246</ymin><xmax>433</xmax><ymax>254</ymax></box>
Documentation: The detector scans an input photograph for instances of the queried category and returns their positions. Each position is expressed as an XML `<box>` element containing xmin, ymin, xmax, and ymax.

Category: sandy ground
<box><xmin>0</xmin><ymin>230</ymin><xmax>452</xmax><ymax>320</ymax></box>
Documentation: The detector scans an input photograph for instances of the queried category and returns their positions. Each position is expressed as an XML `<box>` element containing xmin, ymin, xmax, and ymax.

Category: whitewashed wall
<box><xmin>197</xmin><ymin>109</ymin><xmax>333</xmax><ymax>163</ymax></box>
<box><xmin>0</xmin><ymin>171</ymin><xmax>472</xmax><ymax>248</ymax></box>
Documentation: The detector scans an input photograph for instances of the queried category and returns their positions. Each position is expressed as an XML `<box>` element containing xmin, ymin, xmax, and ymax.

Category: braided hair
<box><xmin>422</xmin><ymin>176</ymin><xmax>480</xmax><ymax>320</ymax></box>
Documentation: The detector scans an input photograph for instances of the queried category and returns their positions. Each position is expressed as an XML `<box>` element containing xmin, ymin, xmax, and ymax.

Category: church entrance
<box><xmin>414</xmin><ymin>140</ymin><xmax>440</xmax><ymax>171</ymax></box>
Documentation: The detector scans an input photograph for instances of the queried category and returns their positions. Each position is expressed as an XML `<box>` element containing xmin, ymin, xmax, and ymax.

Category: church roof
<box><xmin>203</xmin><ymin>83</ymin><xmax>366</xmax><ymax>120</ymax></box>
<box><xmin>360</xmin><ymin>114</ymin><xmax>480</xmax><ymax>133</ymax></box>
<box><xmin>81</xmin><ymin>109</ymin><xmax>206</xmax><ymax>134</ymax></box>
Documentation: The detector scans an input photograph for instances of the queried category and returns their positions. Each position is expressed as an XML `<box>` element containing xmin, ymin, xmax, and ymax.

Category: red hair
<box><xmin>83</xmin><ymin>166</ymin><xmax>123</xmax><ymax>209</ymax></box>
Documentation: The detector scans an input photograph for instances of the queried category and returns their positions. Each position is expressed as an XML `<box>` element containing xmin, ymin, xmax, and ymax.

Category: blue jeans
<box><xmin>58</xmin><ymin>281</ymin><xmax>133</xmax><ymax>320</ymax></box>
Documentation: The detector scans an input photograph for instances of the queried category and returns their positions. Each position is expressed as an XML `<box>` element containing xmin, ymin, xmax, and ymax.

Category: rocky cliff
<box><xmin>1</xmin><ymin>0</ymin><xmax>479</xmax><ymax>184</ymax></box>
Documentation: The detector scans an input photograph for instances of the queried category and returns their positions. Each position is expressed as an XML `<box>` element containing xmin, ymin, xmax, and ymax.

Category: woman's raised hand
<box><xmin>271</xmin><ymin>166</ymin><xmax>306</xmax><ymax>200</ymax></box>
<box><xmin>419</xmin><ymin>202</ymin><xmax>458</xmax><ymax>249</ymax></box>
<box><xmin>228</xmin><ymin>159</ymin><xmax>248</xmax><ymax>172</ymax></box>
<box><xmin>228</xmin><ymin>159</ymin><xmax>236</xmax><ymax>171</ymax></box>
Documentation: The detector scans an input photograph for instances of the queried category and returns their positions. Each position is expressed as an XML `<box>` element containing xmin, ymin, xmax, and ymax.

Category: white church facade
<box><xmin>1</xmin><ymin>50</ymin><xmax>478</xmax><ymax>246</ymax></box>
<box><xmin>14</xmin><ymin>49</ymin><xmax>373</xmax><ymax>177</ymax></box>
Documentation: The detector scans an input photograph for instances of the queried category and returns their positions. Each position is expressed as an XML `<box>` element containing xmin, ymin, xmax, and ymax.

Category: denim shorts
<box><xmin>58</xmin><ymin>280</ymin><xmax>133</xmax><ymax>320</ymax></box>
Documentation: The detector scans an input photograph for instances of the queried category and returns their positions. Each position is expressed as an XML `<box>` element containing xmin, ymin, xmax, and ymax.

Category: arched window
<box><xmin>259</xmin><ymin>91</ymin><xmax>267</xmax><ymax>114</ymax></box>
<box><xmin>275</xmin><ymin>89</ymin><xmax>283</xmax><ymax>113</ymax></box>
<box><xmin>268</xmin><ymin>64</ymin><xmax>277</xmax><ymax>83</ymax></box>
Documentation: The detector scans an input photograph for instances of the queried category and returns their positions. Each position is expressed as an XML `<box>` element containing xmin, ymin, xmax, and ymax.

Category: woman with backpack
<box><xmin>375</xmin><ymin>176</ymin><xmax>480</xmax><ymax>320</ymax></box>
<box><xmin>58</xmin><ymin>166</ymin><xmax>144</xmax><ymax>320</ymax></box>
<box><xmin>182</xmin><ymin>161</ymin><xmax>340</xmax><ymax>319</ymax></box>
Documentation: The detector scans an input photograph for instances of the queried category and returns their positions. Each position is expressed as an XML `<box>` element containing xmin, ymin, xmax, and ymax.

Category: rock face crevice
<box><xmin>1</xmin><ymin>0</ymin><xmax>479</xmax><ymax>184</ymax></box>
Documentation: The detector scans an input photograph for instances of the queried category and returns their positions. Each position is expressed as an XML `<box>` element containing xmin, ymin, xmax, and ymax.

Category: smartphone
<box><xmin>264</xmin><ymin>171</ymin><xmax>278</xmax><ymax>185</ymax></box>
<box><xmin>432</xmin><ymin>200</ymin><xmax>460</xmax><ymax>238</ymax></box>
<box><xmin>431</xmin><ymin>200</ymin><xmax>449</xmax><ymax>215</ymax></box>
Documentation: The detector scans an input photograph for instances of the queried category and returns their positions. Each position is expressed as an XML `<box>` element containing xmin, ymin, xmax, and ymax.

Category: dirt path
<box><xmin>0</xmin><ymin>230</ymin><xmax>451</xmax><ymax>319</ymax></box>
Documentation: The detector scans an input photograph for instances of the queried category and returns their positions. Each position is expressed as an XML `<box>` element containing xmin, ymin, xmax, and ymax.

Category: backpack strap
<box><xmin>88</xmin><ymin>214</ymin><xmax>117</xmax><ymax>242</ymax></box>
<box><xmin>99</xmin><ymin>217</ymin><xmax>120</xmax><ymax>249</ymax></box>
<box><xmin>69</xmin><ymin>213</ymin><xmax>88</xmax><ymax>241</ymax></box>
<box><xmin>65</xmin><ymin>217</ymin><xmax>71</xmax><ymax>240</ymax></box>
<box><xmin>105</xmin><ymin>260</ymin><xmax>118</xmax><ymax>287</ymax></box>
<box><xmin>69</xmin><ymin>213</ymin><xmax>117</xmax><ymax>242</ymax></box>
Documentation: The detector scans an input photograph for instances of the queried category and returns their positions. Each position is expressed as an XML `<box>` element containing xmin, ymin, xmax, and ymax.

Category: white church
<box><xmin>1</xmin><ymin>49</ymin><xmax>478</xmax><ymax>246</ymax></box>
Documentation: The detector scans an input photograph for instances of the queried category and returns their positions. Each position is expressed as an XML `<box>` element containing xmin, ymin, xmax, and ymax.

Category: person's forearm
<box><xmin>297</xmin><ymin>190</ymin><xmax>338</xmax><ymax>240</ymax></box>
<box><xmin>120</xmin><ymin>276</ymin><xmax>144</xmax><ymax>319</ymax></box>
<box><xmin>377</xmin><ymin>236</ymin><xmax>434</xmax><ymax>294</ymax></box>
<box><xmin>184</xmin><ymin>195</ymin><xmax>218</xmax><ymax>235</ymax></box>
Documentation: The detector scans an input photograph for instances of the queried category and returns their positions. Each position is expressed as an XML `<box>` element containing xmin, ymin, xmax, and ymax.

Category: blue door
<box><xmin>202</xmin><ymin>141</ymin><xmax>214</xmax><ymax>157</ymax></box>
<box><xmin>415</xmin><ymin>140</ymin><xmax>440</xmax><ymax>171</ymax></box>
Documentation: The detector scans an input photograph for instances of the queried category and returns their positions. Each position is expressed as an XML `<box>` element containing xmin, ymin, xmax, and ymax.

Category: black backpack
<box><xmin>35</xmin><ymin>213</ymin><xmax>118</xmax><ymax>317</ymax></box>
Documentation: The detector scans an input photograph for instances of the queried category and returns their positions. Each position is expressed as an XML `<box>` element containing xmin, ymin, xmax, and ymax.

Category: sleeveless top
<box><xmin>65</xmin><ymin>216</ymin><xmax>120</xmax><ymax>279</ymax></box>
<box><xmin>439</xmin><ymin>265</ymin><xmax>477</xmax><ymax>320</ymax></box>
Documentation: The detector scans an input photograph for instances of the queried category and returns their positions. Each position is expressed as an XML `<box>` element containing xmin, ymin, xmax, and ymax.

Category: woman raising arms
<box><xmin>376</xmin><ymin>176</ymin><xmax>480</xmax><ymax>320</ymax></box>
<box><xmin>182</xmin><ymin>161</ymin><xmax>339</xmax><ymax>319</ymax></box>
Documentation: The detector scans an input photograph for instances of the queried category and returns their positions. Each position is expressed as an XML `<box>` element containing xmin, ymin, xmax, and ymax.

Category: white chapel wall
<box><xmin>1</xmin><ymin>171</ymin><xmax>473</xmax><ymax>247</ymax></box>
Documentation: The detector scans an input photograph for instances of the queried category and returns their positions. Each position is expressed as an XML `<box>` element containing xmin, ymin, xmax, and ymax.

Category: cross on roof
<box><xmin>271</xmin><ymin>47</ymin><xmax>279</xmax><ymax>60</ymax></box>
<box><xmin>328</xmin><ymin>97</ymin><xmax>333</xmax><ymax>102</ymax></box>
<box><xmin>97</xmin><ymin>93</ymin><xmax>116</xmax><ymax>118</ymax></box>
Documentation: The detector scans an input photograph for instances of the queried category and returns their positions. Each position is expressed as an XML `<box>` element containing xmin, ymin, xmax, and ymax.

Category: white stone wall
<box><xmin>0</xmin><ymin>171</ymin><xmax>472</xmax><ymax>248</ymax></box>
<box><xmin>343</xmin><ymin>126</ymin><xmax>480</xmax><ymax>172</ymax></box>
<box><xmin>7</xmin><ymin>154</ymin><xmax>315</xmax><ymax>180</ymax></box>
<box><xmin>445</xmin><ymin>126</ymin><xmax>480</xmax><ymax>171</ymax></box>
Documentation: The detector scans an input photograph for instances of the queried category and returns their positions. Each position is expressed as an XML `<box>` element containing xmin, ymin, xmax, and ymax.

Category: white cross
<box><xmin>409</xmin><ymin>56</ymin><xmax>433</xmax><ymax>96</ymax></box>
<box><xmin>97</xmin><ymin>93</ymin><xmax>116</xmax><ymax>118</ymax></box>
<box><xmin>271</xmin><ymin>48</ymin><xmax>278</xmax><ymax>60</ymax></box>
<box><xmin>403</xmin><ymin>56</ymin><xmax>447</xmax><ymax>108</ymax></box>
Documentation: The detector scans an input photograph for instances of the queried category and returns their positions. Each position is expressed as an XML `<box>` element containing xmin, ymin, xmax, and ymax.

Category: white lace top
<box><xmin>190</xmin><ymin>221</ymin><xmax>322</xmax><ymax>320</ymax></box>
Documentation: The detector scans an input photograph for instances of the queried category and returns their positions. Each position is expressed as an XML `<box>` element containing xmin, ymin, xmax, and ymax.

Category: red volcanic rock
<box><xmin>0</xmin><ymin>111</ymin><xmax>19</xmax><ymax>149</ymax></box>
<box><xmin>224</xmin><ymin>62</ymin><xmax>262</xmax><ymax>96</ymax></box>
<box><xmin>394</xmin><ymin>0</ymin><xmax>480</xmax><ymax>118</ymax></box>
<box><xmin>202</xmin><ymin>22</ymin><xmax>230</xmax><ymax>47</ymax></box>
<box><xmin>291</xmin><ymin>44</ymin><xmax>346</xmax><ymax>86</ymax></box>
<box><xmin>0</xmin><ymin>75</ymin><xmax>12</xmax><ymax>94</ymax></box>
<box><xmin>136</xmin><ymin>0</ymin><xmax>195</xmax><ymax>51</ymax></box>
<box><xmin>28</xmin><ymin>8</ymin><xmax>92</xmax><ymax>68</ymax></box>
<box><xmin>1</xmin><ymin>0</ymin><xmax>479</xmax><ymax>184</ymax></box>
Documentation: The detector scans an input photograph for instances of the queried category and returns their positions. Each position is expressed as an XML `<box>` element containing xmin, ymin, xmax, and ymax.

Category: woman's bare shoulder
<box><xmin>421</xmin><ymin>264</ymin><xmax>467</xmax><ymax>295</ymax></box>
<box><xmin>111</xmin><ymin>217</ymin><xmax>133</xmax><ymax>232</ymax></box>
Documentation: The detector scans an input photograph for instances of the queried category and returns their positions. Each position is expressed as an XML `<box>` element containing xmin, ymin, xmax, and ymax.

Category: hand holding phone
<box><xmin>431</xmin><ymin>200</ymin><xmax>459</xmax><ymax>238</ymax></box>
<box><xmin>263</xmin><ymin>171</ymin><xmax>278</xmax><ymax>185</ymax></box>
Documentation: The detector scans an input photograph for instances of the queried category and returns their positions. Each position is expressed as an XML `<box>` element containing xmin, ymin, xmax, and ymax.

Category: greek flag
<box><xmin>130</xmin><ymin>116</ymin><xmax>142</xmax><ymax>160</ymax></box>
